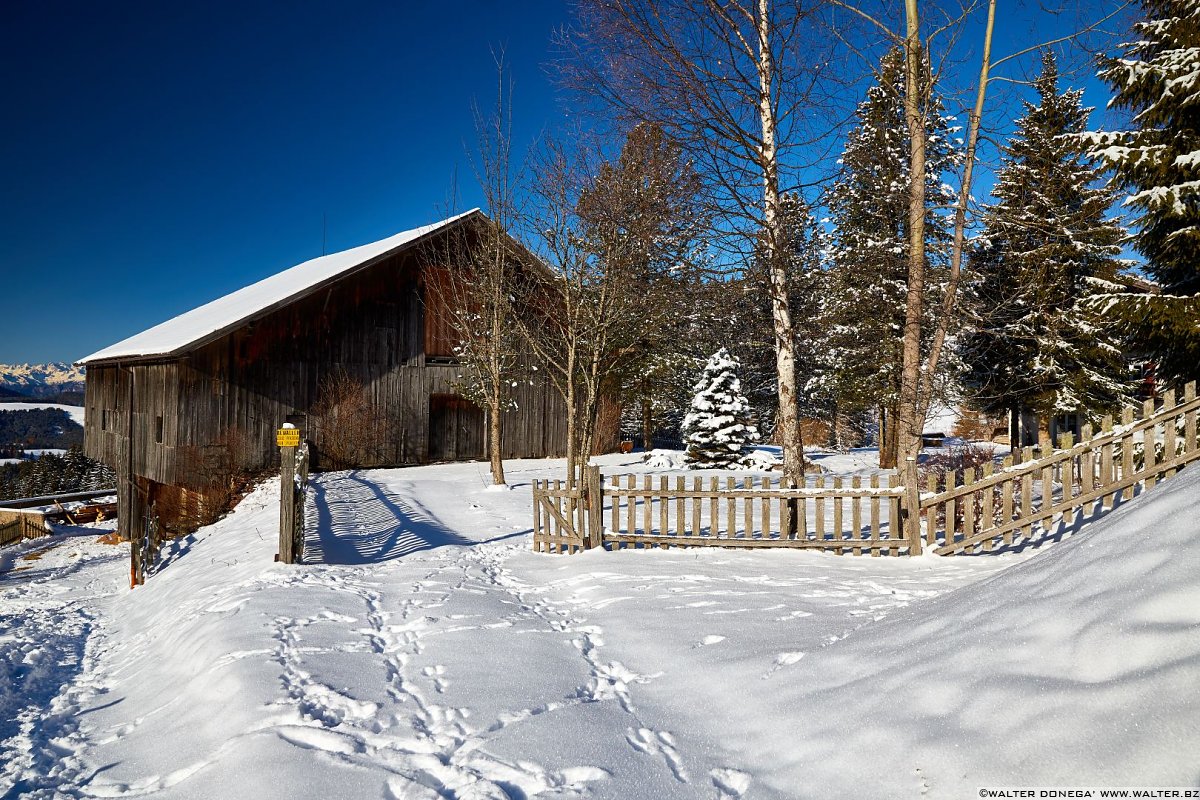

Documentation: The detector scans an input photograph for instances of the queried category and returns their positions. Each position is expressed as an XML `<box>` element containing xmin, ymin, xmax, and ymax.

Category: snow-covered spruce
<box><xmin>681</xmin><ymin>349</ymin><xmax>760</xmax><ymax>469</ymax></box>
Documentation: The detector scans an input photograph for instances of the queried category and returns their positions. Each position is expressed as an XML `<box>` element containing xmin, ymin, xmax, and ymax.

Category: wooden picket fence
<box><xmin>0</xmin><ymin>512</ymin><xmax>53</xmax><ymax>549</ymax></box>
<box><xmin>532</xmin><ymin>381</ymin><xmax>1200</xmax><ymax>557</ymax></box>
<box><xmin>928</xmin><ymin>383</ymin><xmax>1199</xmax><ymax>554</ymax></box>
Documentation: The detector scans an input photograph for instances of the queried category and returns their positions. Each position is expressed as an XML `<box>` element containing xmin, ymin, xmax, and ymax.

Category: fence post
<box><xmin>278</xmin><ymin>423</ymin><xmax>297</xmax><ymax>564</ymax></box>
<box><xmin>586</xmin><ymin>465</ymin><xmax>603</xmax><ymax>549</ymax></box>
<box><xmin>904</xmin><ymin>456</ymin><xmax>923</xmax><ymax>556</ymax></box>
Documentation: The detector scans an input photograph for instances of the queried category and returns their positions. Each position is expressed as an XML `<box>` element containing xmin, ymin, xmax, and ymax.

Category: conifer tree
<box><xmin>960</xmin><ymin>53</ymin><xmax>1129</xmax><ymax>441</ymax></box>
<box><xmin>1086</xmin><ymin>0</ymin><xmax>1200</xmax><ymax>384</ymax></box>
<box><xmin>824</xmin><ymin>49</ymin><xmax>959</xmax><ymax>466</ymax></box>
<box><xmin>682</xmin><ymin>349</ymin><xmax>760</xmax><ymax>469</ymax></box>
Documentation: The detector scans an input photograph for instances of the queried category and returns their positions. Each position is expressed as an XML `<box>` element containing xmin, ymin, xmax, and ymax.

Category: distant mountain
<box><xmin>0</xmin><ymin>363</ymin><xmax>86</xmax><ymax>400</ymax></box>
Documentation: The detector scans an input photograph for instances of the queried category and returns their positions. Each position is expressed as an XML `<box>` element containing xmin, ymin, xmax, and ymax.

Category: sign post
<box><xmin>277</xmin><ymin>424</ymin><xmax>300</xmax><ymax>563</ymax></box>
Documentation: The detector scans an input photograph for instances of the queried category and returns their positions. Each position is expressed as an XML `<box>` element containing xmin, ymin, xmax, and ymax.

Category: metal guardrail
<box><xmin>0</xmin><ymin>487</ymin><xmax>118</xmax><ymax>509</ymax></box>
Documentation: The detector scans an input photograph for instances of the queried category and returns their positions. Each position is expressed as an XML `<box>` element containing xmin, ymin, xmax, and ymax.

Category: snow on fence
<box><xmin>533</xmin><ymin>381</ymin><xmax>1200</xmax><ymax>557</ymax></box>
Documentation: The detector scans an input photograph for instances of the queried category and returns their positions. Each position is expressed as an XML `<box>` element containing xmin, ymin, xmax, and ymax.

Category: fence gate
<box><xmin>532</xmin><ymin>465</ymin><xmax>602</xmax><ymax>553</ymax></box>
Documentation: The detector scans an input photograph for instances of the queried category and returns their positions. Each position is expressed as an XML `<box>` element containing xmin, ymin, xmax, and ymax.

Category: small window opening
<box><xmin>155</xmin><ymin>415</ymin><xmax>164</xmax><ymax>444</ymax></box>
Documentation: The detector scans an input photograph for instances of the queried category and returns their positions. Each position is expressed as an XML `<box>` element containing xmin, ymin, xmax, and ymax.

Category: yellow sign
<box><xmin>277</xmin><ymin>428</ymin><xmax>301</xmax><ymax>447</ymax></box>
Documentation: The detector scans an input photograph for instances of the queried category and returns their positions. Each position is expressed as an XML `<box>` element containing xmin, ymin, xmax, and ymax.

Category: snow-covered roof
<box><xmin>79</xmin><ymin>209</ymin><xmax>481</xmax><ymax>366</ymax></box>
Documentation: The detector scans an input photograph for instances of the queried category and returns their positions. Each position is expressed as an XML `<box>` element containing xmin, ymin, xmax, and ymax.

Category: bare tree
<box><xmin>560</xmin><ymin>0</ymin><xmax>839</xmax><ymax>488</ymax></box>
<box><xmin>423</xmin><ymin>52</ymin><xmax>528</xmax><ymax>485</ymax></box>
<box><xmin>518</xmin><ymin>126</ymin><xmax>706</xmax><ymax>484</ymax></box>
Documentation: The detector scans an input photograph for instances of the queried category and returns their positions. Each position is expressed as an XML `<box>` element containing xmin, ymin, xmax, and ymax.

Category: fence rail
<box><xmin>533</xmin><ymin>381</ymin><xmax>1200</xmax><ymax>558</ymax></box>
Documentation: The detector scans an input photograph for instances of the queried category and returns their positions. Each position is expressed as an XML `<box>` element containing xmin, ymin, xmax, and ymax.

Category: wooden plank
<box><xmin>660</xmin><ymin>476</ymin><xmax>669</xmax><ymax>536</ymax></box>
<box><xmin>873</xmin><ymin>474</ymin><xmax>885</xmax><ymax>541</ymax></box>
<box><xmin>677</xmin><ymin>477</ymin><xmax>686</xmax><ymax>537</ymax></box>
<box><xmin>643</xmin><ymin>474</ymin><xmax>652</xmax><ymax>537</ymax></box>
<box><xmin>851</xmin><ymin>476</ymin><xmax>862</xmax><ymax>539</ymax></box>
<box><xmin>626</xmin><ymin>475</ymin><xmax>636</xmax><ymax>537</ymax></box>
<box><xmin>1020</xmin><ymin>451</ymin><xmax>1033</xmax><ymax>541</ymax></box>
<box><xmin>815</xmin><ymin>475</ymin><xmax>825</xmax><ymax>540</ymax></box>
<box><xmin>962</xmin><ymin>467</ymin><xmax>976</xmax><ymax>546</ymax></box>
<box><xmin>743</xmin><ymin>477</ymin><xmax>753</xmax><ymax>539</ymax></box>
<box><xmin>1041</xmin><ymin>458</ymin><xmax>1055</xmax><ymax>534</ymax></box>
<box><xmin>726</xmin><ymin>477</ymin><xmax>736</xmax><ymax>538</ymax></box>
<box><xmin>1121</xmin><ymin>428</ymin><xmax>1135</xmax><ymax>503</ymax></box>
<box><xmin>923</xmin><ymin>473</ymin><xmax>936</xmax><ymax>546</ymax></box>
<box><xmin>1143</xmin><ymin>397</ymin><xmax>1158</xmax><ymax>491</ymax></box>
<box><xmin>532</xmin><ymin>480</ymin><xmax>542</xmax><ymax>551</ymax></box>
<box><xmin>1163</xmin><ymin>389</ymin><xmax>1177</xmax><ymax>480</ymax></box>
<box><xmin>980</xmin><ymin>461</ymin><xmax>995</xmax><ymax>546</ymax></box>
<box><xmin>710</xmin><ymin>477</ymin><xmax>719</xmax><ymax>537</ymax></box>
<box><xmin>691</xmin><ymin>476</ymin><xmax>701</xmax><ymax>537</ymax></box>
<box><xmin>832</xmin><ymin>477</ymin><xmax>843</xmax><ymax>540</ymax></box>
<box><xmin>761</xmin><ymin>477</ymin><xmax>771</xmax><ymax>540</ymax></box>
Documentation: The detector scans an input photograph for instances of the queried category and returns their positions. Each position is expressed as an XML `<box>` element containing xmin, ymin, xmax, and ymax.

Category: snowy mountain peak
<box><xmin>0</xmin><ymin>362</ymin><xmax>87</xmax><ymax>398</ymax></box>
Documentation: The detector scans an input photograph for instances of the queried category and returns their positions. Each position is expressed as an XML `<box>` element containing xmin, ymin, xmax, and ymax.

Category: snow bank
<box><xmin>705</xmin><ymin>466</ymin><xmax>1200</xmax><ymax>797</ymax></box>
<box><xmin>2</xmin><ymin>454</ymin><xmax>1196</xmax><ymax>798</ymax></box>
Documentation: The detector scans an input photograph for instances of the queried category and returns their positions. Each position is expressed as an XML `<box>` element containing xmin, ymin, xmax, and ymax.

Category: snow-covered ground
<box><xmin>0</xmin><ymin>402</ymin><xmax>86</xmax><ymax>426</ymax></box>
<box><xmin>1</xmin><ymin>453</ymin><xmax>1197</xmax><ymax>799</ymax></box>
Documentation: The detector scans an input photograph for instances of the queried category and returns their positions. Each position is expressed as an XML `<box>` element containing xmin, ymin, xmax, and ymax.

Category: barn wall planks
<box><xmin>85</xmin><ymin>243</ymin><xmax>575</xmax><ymax>520</ymax></box>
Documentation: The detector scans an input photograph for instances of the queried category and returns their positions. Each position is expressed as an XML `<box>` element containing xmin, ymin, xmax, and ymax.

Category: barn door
<box><xmin>428</xmin><ymin>394</ymin><xmax>484</xmax><ymax>462</ymax></box>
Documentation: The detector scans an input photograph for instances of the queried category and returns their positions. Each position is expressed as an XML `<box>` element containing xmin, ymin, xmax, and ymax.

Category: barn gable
<box><xmin>79</xmin><ymin>211</ymin><xmax>573</xmax><ymax>541</ymax></box>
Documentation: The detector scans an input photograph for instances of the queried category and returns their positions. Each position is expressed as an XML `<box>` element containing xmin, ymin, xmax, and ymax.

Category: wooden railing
<box><xmin>532</xmin><ymin>381</ymin><xmax>1199</xmax><ymax>558</ymax></box>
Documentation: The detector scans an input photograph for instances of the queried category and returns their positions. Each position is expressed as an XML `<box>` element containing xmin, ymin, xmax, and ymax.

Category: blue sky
<box><xmin>0</xmin><ymin>0</ymin><xmax>572</xmax><ymax>363</ymax></box>
<box><xmin>0</xmin><ymin>1</ymin><xmax>1128</xmax><ymax>364</ymax></box>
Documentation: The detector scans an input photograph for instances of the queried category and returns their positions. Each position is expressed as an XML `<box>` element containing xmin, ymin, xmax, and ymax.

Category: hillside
<box><xmin>0</xmin><ymin>455</ymin><xmax>1196</xmax><ymax>798</ymax></box>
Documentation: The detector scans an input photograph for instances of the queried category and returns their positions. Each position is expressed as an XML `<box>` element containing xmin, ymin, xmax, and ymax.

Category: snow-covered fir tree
<box><xmin>823</xmin><ymin>48</ymin><xmax>960</xmax><ymax>466</ymax></box>
<box><xmin>960</xmin><ymin>52</ymin><xmax>1129</xmax><ymax>441</ymax></box>
<box><xmin>681</xmin><ymin>348</ymin><xmax>760</xmax><ymax>468</ymax></box>
<box><xmin>1085</xmin><ymin>0</ymin><xmax>1200</xmax><ymax>384</ymax></box>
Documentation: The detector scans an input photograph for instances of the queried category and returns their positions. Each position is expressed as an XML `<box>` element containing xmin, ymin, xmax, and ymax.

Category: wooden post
<box><xmin>904</xmin><ymin>456</ymin><xmax>923</xmax><ymax>556</ymax></box>
<box><xmin>587</xmin><ymin>465</ymin><xmax>603</xmax><ymax>549</ymax></box>
<box><xmin>278</xmin><ymin>424</ymin><xmax>297</xmax><ymax>564</ymax></box>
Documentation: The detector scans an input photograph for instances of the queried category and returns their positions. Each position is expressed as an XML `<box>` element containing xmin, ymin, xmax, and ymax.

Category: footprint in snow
<box><xmin>762</xmin><ymin>651</ymin><xmax>805</xmax><ymax>678</ymax></box>
<box><xmin>711</xmin><ymin>767</ymin><xmax>752</xmax><ymax>798</ymax></box>
<box><xmin>694</xmin><ymin>635</ymin><xmax>726</xmax><ymax>648</ymax></box>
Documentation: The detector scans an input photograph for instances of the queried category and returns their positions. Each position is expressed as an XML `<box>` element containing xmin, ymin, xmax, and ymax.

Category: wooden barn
<box><xmin>78</xmin><ymin>210</ymin><xmax>593</xmax><ymax>540</ymax></box>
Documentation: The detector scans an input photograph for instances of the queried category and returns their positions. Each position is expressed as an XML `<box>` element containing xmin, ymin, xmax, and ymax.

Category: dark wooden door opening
<box><xmin>428</xmin><ymin>394</ymin><xmax>484</xmax><ymax>462</ymax></box>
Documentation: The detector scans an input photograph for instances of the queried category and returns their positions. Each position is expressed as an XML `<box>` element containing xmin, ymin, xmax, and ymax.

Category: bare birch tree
<box><xmin>518</xmin><ymin>127</ymin><xmax>706</xmax><ymax>484</ymax></box>
<box><xmin>423</xmin><ymin>53</ymin><xmax>527</xmax><ymax>485</ymax></box>
<box><xmin>560</xmin><ymin>0</ymin><xmax>838</xmax><ymax>488</ymax></box>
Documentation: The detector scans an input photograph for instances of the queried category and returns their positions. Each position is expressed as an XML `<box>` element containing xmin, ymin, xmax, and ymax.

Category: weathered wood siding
<box><xmin>85</xmin><ymin>245</ymin><xmax>574</xmax><ymax>500</ymax></box>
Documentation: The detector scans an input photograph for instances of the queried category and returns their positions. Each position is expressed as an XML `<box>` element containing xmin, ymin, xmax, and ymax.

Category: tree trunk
<box><xmin>896</xmin><ymin>0</ymin><xmax>928</xmax><ymax>468</ymax></box>
<box><xmin>756</xmin><ymin>0</ymin><xmax>805</xmax><ymax>488</ymax></box>
<box><xmin>488</xmin><ymin>398</ymin><xmax>505</xmax><ymax>485</ymax></box>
